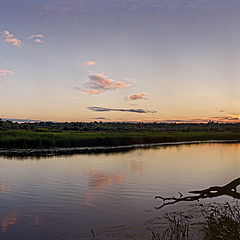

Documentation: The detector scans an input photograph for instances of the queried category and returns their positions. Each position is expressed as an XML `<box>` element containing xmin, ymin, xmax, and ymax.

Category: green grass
<box><xmin>0</xmin><ymin>130</ymin><xmax>240</xmax><ymax>149</ymax></box>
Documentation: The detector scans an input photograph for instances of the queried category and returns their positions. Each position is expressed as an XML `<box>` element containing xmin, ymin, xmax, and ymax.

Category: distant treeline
<box><xmin>0</xmin><ymin>119</ymin><xmax>240</xmax><ymax>132</ymax></box>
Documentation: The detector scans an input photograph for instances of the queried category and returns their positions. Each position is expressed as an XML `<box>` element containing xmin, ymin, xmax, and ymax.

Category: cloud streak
<box><xmin>88</xmin><ymin>106</ymin><xmax>157</xmax><ymax>114</ymax></box>
<box><xmin>2</xmin><ymin>30</ymin><xmax>22</xmax><ymax>47</ymax></box>
<box><xmin>82</xmin><ymin>73</ymin><xmax>131</xmax><ymax>95</ymax></box>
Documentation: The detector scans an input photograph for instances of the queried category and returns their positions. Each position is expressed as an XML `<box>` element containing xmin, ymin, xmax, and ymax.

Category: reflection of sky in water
<box><xmin>0</xmin><ymin>184</ymin><xmax>11</xmax><ymax>194</ymax></box>
<box><xmin>86</xmin><ymin>168</ymin><xmax>124</xmax><ymax>190</ymax></box>
<box><xmin>1</xmin><ymin>213</ymin><xmax>18</xmax><ymax>232</ymax></box>
<box><xmin>84</xmin><ymin>168</ymin><xmax>124</xmax><ymax>206</ymax></box>
<box><xmin>0</xmin><ymin>143</ymin><xmax>239</xmax><ymax>239</ymax></box>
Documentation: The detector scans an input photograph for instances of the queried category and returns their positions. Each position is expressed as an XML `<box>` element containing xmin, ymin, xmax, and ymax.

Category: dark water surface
<box><xmin>0</xmin><ymin>143</ymin><xmax>239</xmax><ymax>239</ymax></box>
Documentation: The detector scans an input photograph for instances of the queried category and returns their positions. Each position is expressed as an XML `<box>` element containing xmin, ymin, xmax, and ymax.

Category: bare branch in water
<box><xmin>155</xmin><ymin>177</ymin><xmax>240</xmax><ymax>210</ymax></box>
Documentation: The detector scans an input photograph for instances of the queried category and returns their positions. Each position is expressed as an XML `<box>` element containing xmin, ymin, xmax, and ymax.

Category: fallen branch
<box><xmin>155</xmin><ymin>177</ymin><xmax>240</xmax><ymax>210</ymax></box>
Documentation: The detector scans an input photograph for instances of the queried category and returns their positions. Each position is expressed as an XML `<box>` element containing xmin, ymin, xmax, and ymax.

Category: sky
<box><xmin>0</xmin><ymin>0</ymin><xmax>240</xmax><ymax>123</ymax></box>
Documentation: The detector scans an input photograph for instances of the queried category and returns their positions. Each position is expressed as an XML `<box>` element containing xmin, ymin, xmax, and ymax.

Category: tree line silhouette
<box><xmin>0</xmin><ymin>119</ymin><xmax>240</xmax><ymax>132</ymax></box>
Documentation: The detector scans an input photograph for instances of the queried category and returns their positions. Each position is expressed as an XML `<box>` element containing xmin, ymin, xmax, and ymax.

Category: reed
<box><xmin>0</xmin><ymin>130</ymin><xmax>240</xmax><ymax>149</ymax></box>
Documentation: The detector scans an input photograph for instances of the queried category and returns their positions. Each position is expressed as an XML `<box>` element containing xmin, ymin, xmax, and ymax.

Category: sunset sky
<box><xmin>1</xmin><ymin>0</ymin><xmax>240</xmax><ymax>123</ymax></box>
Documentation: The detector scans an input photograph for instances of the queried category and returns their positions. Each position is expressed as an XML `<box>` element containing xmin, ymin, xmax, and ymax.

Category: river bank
<box><xmin>0</xmin><ymin>139</ymin><xmax>238</xmax><ymax>157</ymax></box>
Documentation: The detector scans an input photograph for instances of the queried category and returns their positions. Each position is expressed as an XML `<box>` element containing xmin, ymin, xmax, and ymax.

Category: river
<box><xmin>0</xmin><ymin>142</ymin><xmax>239</xmax><ymax>239</ymax></box>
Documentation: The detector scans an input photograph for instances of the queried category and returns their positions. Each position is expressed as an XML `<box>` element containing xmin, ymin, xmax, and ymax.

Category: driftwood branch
<box><xmin>155</xmin><ymin>177</ymin><xmax>240</xmax><ymax>210</ymax></box>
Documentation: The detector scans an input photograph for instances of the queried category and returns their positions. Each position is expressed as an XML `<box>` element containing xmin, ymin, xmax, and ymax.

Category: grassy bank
<box><xmin>0</xmin><ymin>130</ymin><xmax>240</xmax><ymax>149</ymax></box>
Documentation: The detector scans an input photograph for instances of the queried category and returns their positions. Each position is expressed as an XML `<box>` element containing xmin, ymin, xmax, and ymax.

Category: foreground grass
<box><xmin>147</xmin><ymin>202</ymin><xmax>240</xmax><ymax>240</ymax></box>
<box><xmin>0</xmin><ymin>130</ymin><xmax>240</xmax><ymax>149</ymax></box>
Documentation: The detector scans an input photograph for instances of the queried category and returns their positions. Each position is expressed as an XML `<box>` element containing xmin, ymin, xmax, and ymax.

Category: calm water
<box><xmin>0</xmin><ymin>143</ymin><xmax>239</xmax><ymax>240</ymax></box>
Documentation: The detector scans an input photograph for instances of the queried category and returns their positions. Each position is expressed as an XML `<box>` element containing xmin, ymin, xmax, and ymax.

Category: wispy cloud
<box><xmin>125</xmin><ymin>92</ymin><xmax>147</xmax><ymax>101</ymax></box>
<box><xmin>85</xmin><ymin>60</ymin><xmax>96</xmax><ymax>66</ymax></box>
<box><xmin>29</xmin><ymin>34</ymin><xmax>44</xmax><ymax>39</ymax></box>
<box><xmin>81</xmin><ymin>73</ymin><xmax>131</xmax><ymax>95</ymax></box>
<box><xmin>0</xmin><ymin>69</ymin><xmax>13</xmax><ymax>88</ymax></box>
<box><xmin>0</xmin><ymin>70</ymin><xmax>13</xmax><ymax>76</ymax></box>
<box><xmin>2</xmin><ymin>30</ymin><xmax>22</xmax><ymax>47</ymax></box>
<box><xmin>88</xmin><ymin>106</ymin><xmax>157</xmax><ymax>114</ymax></box>
<box><xmin>29</xmin><ymin>34</ymin><xmax>45</xmax><ymax>43</ymax></box>
<box><xmin>212</xmin><ymin>114</ymin><xmax>240</xmax><ymax>122</ymax></box>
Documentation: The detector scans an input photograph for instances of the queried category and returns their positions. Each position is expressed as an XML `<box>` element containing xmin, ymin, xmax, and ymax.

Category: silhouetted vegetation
<box><xmin>152</xmin><ymin>177</ymin><xmax>240</xmax><ymax>240</ymax></box>
<box><xmin>155</xmin><ymin>177</ymin><xmax>240</xmax><ymax>209</ymax></box>
<box><xmin>1</xmin><ymin>119</ymin><xmax>240</xmax><ymax>132</ymax></box>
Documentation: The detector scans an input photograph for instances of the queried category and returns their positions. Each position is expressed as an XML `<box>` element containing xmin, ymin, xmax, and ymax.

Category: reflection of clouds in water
<box><xmin>131</xmin><ymin>160</ymin><xmax>145</xmax><ymax>173</ymax></box>
<box><xmin>1</xmin><ymin>212</ymin><xmax>18</xmax><ymax>232</ymax></box>
<box><xmin>86</xmin><ymin>169</ymin><xmax>123</xmax><ymax>190</ymax></box>
<box><xmin>84</xmin><ymin>192</ymin><xmax>94</xmax><ymax>206</ymax></box>
<box><xmin>0</xmin><ymin>183</ymin><xmax>11</xmax><ymax>193</ymax></box>
<box><xmin>84</xmin><ymin>169</ymin><xmax>124</xmax><ymax>206</ymax></box>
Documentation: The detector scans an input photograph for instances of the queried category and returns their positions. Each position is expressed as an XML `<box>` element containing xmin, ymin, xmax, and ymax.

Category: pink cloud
<box><xmin>29</xmin><ymin>34</ymin><xmax>45</xmax><ymax>43</ymax></box>
<box><xmin>29</xmin><ymin>34</ymin><xmax>44</xmax><ymax>39</ymax></box>
<box><xmin>83</xmin><ymin>73</ymin><xmax>131</xmax><ymax>95</ymax></box>
<box><xmin>34</xmin><ymin>39</ymin><xmax>44</xmax><ymax>43</ymax></box>
<box><xmin>2</xmin><ymin>31</ymin><xmax>13</xmax><ymax>39</ymax></box>
<box><xmin>126</xmin><ymin>92</ymin><xmax>147</xmax><ymax>101</ymax></box>
<box><xmin>0</xmin><ymin>70</ymin><xmax>13</xmax><ymax>76</ymax></box>
<box><xmin>2</xmin><ymin>30</ymin><xmax>22</xmax><ymax>47</ymax></box>
<box><xmin>85</xmin><ymin>60</ymin><xmax>96</xmax><ymax>66</ymax></box>
<box><xmin>83</xmin><ymin>89</ymin><xmax>101</xmax><ymax>95</ymax></box>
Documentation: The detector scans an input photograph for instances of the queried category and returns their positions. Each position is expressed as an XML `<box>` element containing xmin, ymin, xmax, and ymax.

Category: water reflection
<box><xmin>0</xmin><ymin>184</ymin><xmax>11</xmax><ymax>193</ymax></box>
<box><xmin>84</xmin><ymin>192</ymin><xmax>94</xmax><ymax>206</ymax></box>
<box><xmin>86</xmin><ymin>169</ymin><xmax>124</xmax><ymax>190</ymax></box>
<box><xmin>84</xmin><ymin>169</ymin><xmax>124</xmax><ymax>206</ymax></box>
<box><xmin>131</xmin><ymin>160</ymin><xmax>145</xmax><ymax>173</ymax></box>
<box><xmin>1</xmin><ymin>212</ymin><xmax>18</xmax><ymax>232</ymax></box>
<box><xmin>2</xmin><ymin>140</ymin><xmax>238</xmax><ymax>160</ymax></box>
<box><xmin>0</xmin><ymin>143</ymin><xmax>239</xmax><ymax>239</ymax></box>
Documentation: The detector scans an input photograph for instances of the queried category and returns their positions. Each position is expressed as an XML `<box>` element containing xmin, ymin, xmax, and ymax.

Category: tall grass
<box><xmin>147</xmin><ymin>202</ymin><xmax>240</xmax><ymax>240</ymax></box>
<box><xmin>0</xmin><ymin>130</ymin><xmax>240</xmax><ymax>149</ymax></box>
<box><xmin>202</xmin><ymin>202</ymin><xmax>240</xmax><ymax>240</ymax></box>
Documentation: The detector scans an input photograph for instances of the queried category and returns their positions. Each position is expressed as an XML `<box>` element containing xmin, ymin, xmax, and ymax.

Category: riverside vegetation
<box><xmin>0</xmin><ymin>120</ymin><xmax>240</xmax><ymax>149</ymax></box>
